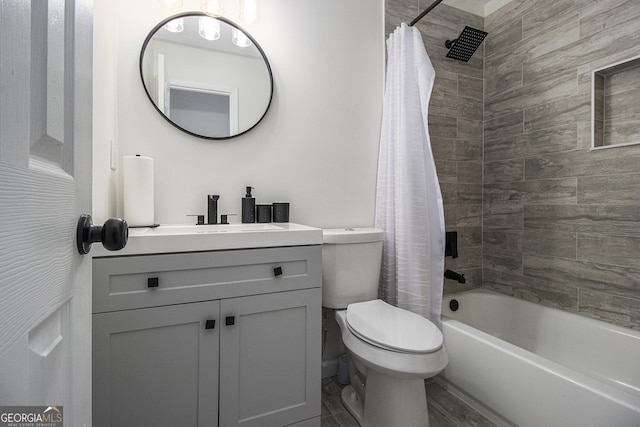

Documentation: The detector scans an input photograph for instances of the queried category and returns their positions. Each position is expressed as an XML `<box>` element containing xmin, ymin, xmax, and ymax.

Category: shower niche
<box><xmin>592</xmin><ymin>55</ymin><xmax>640</xmax><ymax>149</ymax></box>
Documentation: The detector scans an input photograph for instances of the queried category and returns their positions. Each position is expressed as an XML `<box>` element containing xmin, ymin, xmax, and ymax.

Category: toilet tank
<box><xmin>322</xmin><ymin>228</ymin><xmax>384</xmax><ymax>309</ymax></box>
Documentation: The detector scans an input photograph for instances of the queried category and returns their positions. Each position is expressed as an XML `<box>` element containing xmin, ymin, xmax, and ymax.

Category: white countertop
<box><xmin>92</xmin><ymin>222</ymin><xmax>323</xmax><ymax>257</ymax></box>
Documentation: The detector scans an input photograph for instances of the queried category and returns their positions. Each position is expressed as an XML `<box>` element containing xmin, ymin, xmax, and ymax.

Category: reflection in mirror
<box><xmin>140</xmin><ymin>13</ymin><xmax>273</xmax><ymax>139</ymax></box>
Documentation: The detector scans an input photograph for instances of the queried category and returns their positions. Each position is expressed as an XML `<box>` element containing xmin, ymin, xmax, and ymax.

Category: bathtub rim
<box><xmin>442</xmin><ymin>288</ymin><xmax>640</xmax><ymax>342</ymax></box>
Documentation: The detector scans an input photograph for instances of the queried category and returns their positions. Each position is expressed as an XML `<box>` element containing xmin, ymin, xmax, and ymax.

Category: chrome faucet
<box><xmin>208</xmin><ymin>195</ymin><xmax>220</xmax><ymax>224</ymax></box>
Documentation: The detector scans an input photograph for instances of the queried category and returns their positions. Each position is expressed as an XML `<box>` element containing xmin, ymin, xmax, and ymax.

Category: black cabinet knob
<box><xmin>225</xmin><ymin>316</ymin><xmax>235</xmax><ymax>326</ymax></box>
<box><xmin>147</xmin><ymin>277</ymin><xmax>159</xmax><ymax>288</ymax></box>
<box><xmin>205</xmin><ymin>319</ymin><xmax>216</xmax><ymax>330</ymax></box>
<box><xmin>273</xmin><ymin>266</ymin><xmax>283</xmax><ymax>277</ymax></box>
<box><xmin>76</xmin><ymin>214</ymin><xmax>128</xmax><ymax>255</ymax></box>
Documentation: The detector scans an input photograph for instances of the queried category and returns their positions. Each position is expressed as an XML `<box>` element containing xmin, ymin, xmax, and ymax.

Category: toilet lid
<box><xmin>346</xmin><ymin>300</ymin><xmax>443</xmax><ymax>354</ymax></box>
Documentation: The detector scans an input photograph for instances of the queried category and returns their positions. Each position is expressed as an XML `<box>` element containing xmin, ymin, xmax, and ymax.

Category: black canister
<box><xmin>272</xmin><ymin>202</ymin><xmax>290</xmax><ymax>222</ymax></box>
<box><xmin>256</xmin><ymin>204</ymin><xmax>272</xmax><ymax>223</ymax></box>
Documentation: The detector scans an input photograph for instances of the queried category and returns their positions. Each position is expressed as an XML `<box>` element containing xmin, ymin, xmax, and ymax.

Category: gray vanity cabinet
<box><xmin>219</xmin><ymin>289</ymin><xmax>321</xmax><ymax>427</ymax></box>
<box><xmin>93</xmin><ymin>300</ymin><xmax>220</xmax><ymax>426</ymax></box>
<box><xmin>92</xmin><ymin>245</ymin><xmax>321</xmax><ymax>427</ymax></box>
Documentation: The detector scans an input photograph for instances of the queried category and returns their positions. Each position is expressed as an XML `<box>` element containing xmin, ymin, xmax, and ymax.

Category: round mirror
<box><xmin>139</xmin><ymin>13</ymin><xmax>273</xmax><ymax>139</ymax></box>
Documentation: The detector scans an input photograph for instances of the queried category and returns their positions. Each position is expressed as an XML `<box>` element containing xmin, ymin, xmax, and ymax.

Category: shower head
<box><xmin>445</xmin><ymin>26</ymin><xmax>488</xmax><ymax>62</ymax></box>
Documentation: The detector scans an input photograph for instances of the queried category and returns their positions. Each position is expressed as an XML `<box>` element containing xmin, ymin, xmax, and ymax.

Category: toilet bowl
<box><xmin>322</xmin><ymin>228</ymin><xmax>448</xmax><ymax>427</ymax></box>
<box><xmin>335</xmin><ymin>300</ymin><xmax>448</xmax><ymax>427</ymax></box>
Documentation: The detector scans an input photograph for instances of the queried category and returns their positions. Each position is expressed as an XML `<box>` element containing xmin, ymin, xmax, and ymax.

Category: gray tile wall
<box><xmin>483</xmin><ymin>0</ymin><xmax>640</xmax><ymax>330</ymax></box>
<box><xmin>385</xmin><ymin>0</ymin><xmax>485</xmax><ymax>293</ymax></box>
<box><xmin>385</xmin><ymin>0</ymin><xmax>640</xmax><ymax>330</ymax></box>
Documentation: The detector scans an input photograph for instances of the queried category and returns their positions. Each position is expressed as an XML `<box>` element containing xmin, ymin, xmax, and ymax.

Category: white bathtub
<box><xmin>440</xmin><ymin>289</ymin><xmax>640</xmax><ymax>427</ymax></box>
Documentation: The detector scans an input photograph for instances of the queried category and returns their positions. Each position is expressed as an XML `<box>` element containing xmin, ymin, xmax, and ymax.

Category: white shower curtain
<box><xmin>375</xmin><ymin>23</ymin><xmax>445</xmax><ymax>326</ymax></box>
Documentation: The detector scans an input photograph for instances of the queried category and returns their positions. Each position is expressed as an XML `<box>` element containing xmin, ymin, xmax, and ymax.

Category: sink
<box><xmin>92</xmin><ymin>222</ymin><xmax>323</xmax><ymax>256</ymax></box>
<box><xmin>133</xmin><ymin>223</ymin><xmax>286</xmax><ymax>235</ymax></box>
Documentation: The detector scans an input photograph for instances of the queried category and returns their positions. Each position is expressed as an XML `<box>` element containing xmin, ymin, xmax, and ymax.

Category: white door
<box><xmin>0</xmin><ymin>1</ymin><xmax>93</xmax><ymax>425</ymax></box>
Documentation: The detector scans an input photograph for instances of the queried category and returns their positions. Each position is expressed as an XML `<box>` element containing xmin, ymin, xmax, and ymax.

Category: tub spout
<box><xmin>444</xmin><ymin>269</ymin><xmax>465</xmax><ymax>283</ymax></box>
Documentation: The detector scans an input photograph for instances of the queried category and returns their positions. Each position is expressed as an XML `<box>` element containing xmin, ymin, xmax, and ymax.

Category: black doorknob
<box><xmin>76</xmin><ymin>214</ymin><xmax>128</xmax><ymax>255</ymax></box>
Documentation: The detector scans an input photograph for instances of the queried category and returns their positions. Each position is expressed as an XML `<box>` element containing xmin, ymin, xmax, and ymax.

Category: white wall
<box><xmin>93</xmin><ymin>0</ymin><xmax>384</xmax><ymax>229</ymax></box>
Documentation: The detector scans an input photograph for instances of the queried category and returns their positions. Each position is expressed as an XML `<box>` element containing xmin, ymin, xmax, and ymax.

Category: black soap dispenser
<box><xmin>242</xmin><ymin>186</ymin><xmax>256</xmax><ymax>223</ymax></box>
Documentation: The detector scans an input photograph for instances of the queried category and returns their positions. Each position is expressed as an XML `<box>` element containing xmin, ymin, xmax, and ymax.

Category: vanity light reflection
<box><xmin>232</xmin><ymin>28</ymin><xmax>252</xmax><ymax>47</ymax></box>
<box><xmin>164</xmin><ymin>17</ymin><xmax>184</xmax><ymax>32</ymax></box>
<box><xmin>199</xmin><ymin>16</ymin><xmax>220</xmax><ymax>40</ymax></box>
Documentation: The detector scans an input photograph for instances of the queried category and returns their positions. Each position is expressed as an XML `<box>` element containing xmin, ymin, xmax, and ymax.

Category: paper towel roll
<box><xmin>123</xmin><ymin>155</ymin><xmax>154</xmax><ymax>226</ymax></box>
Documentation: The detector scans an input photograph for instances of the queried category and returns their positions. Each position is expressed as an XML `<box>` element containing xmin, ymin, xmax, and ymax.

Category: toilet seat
<box><xmin>346</xmin><ymin>300</ymin><xmax>443</xmax><ymax>354</ymax></box>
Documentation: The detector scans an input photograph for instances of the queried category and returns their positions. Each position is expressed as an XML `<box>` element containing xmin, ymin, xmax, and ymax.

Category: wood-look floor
<box><xmin>321</xmin><ymin>376</ymin><xmax>498</xmax><ymax>427</ymax></box>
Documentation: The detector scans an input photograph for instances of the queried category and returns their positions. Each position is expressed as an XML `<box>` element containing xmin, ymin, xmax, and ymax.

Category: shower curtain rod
<box><xmin>409</xmin><ymin>0</ymin><xmax>444</xmax><ymax>26</ymax></box>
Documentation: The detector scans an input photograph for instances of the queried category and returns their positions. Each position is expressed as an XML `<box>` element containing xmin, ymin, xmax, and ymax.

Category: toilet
<box><xmin>322</xmin><ymin>228</ymin><xmax>448</xmax><ymax>427</ymax></box>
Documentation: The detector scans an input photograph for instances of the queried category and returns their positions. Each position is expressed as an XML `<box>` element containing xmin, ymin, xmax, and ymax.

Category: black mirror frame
<box><xmin>139</xmin><ymin>12</ymin><xmax>274</xmax><ymax>140</ymax></box>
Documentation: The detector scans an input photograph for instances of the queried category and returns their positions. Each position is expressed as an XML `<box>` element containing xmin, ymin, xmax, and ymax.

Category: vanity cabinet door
<box><xmin>219</xmin><ymin>288</ymin><xmax>322</xmax><ymax>427</ymax></box>
<box><xmin>93</xmin><ymin>301</ymin><xmax>220</xmax><ymax>427</ymax></box>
